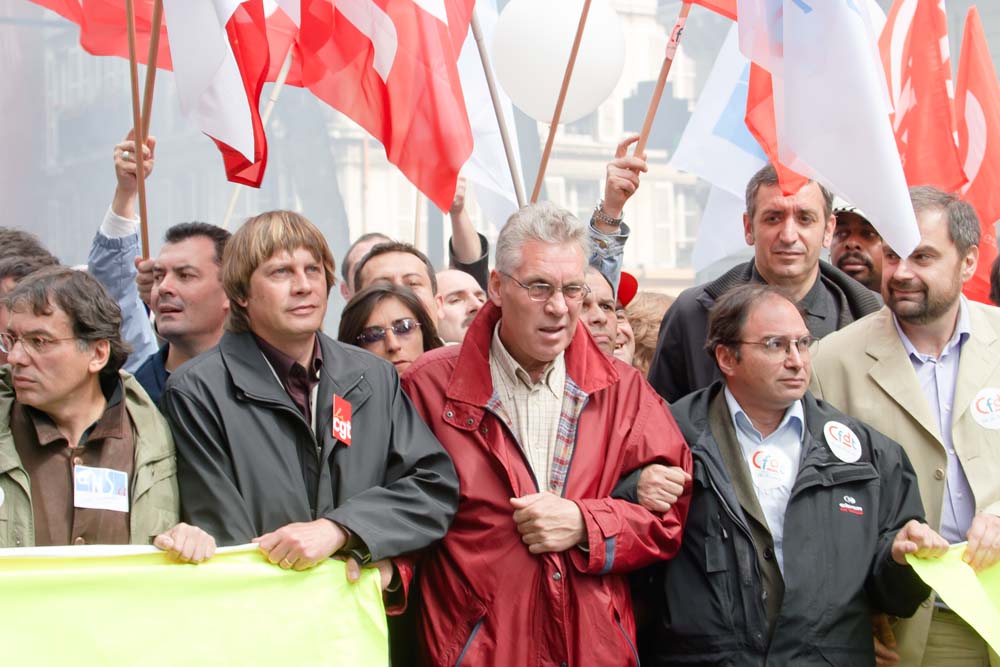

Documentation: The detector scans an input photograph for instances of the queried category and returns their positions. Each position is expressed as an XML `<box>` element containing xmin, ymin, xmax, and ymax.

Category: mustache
<box><xmin>888</xmin><ymin>278</ymin><xmax>926</xmax><ymax>292</ymax></box>
<box><xmin>835</xmin><ymin>251</ymin><xmax>874</xmax><ymax>271</ymax></box>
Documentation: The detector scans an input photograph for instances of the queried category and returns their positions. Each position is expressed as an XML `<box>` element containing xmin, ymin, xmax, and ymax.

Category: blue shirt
<box><xmin>725</xmin><ymin>387</ymin><xmax>805</xmax><ymax>575</ymax></box>
<box><xmin>892</xmin><ymin>297</ymin><xmax>974</xmax><ymax>543</ymax></box>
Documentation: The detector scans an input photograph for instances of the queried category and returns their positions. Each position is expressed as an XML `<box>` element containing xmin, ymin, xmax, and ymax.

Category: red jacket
<box><xmin>400</xmin><ymin>302</ymin><xmax>692</xmax><ymax>667</ymax></box>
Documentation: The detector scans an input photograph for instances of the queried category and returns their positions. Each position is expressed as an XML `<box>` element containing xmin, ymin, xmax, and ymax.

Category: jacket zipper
<box><xmin>614</xmin><ymin>615</ymin><xmax>640</xmax><ymax>666</ymax></box>
<box><xmin>454</xmin><ymin>617</ymin><xmax>484</xmax><ymax>666</ymax></box>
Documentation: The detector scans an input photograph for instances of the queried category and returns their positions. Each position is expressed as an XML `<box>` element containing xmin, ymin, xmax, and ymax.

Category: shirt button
<box><xmin>72</xmin><ymin>456</ymin><xmax>83</xmax><ymax>466</ymax></box>
<box><xmin>73</xmin><ymin>537</ymin><xmax>86</xmax><ymax>546</ymax></box>
<box><xmin>935</xmin><ymin>468</ymin><xmax>946</xmax><ymax>480</ymax></box>
<box><xmin>552</xmin><ymin>571</ymin><xmax>562</xmax><ymax>581</ymax></box>
<box><xmin>763</xmin><ymin>547</ymin><xmax>774</xmax><ymax>561</ymax></box>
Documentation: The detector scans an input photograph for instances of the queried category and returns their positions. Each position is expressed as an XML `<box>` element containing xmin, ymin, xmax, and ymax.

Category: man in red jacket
<box><xmin>400</xmin><ymin>202</ymin><xmax>692</xmax><ymax>667</ymax></box>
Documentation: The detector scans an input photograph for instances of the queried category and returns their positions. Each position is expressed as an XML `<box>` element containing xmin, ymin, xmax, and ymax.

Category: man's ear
<box><xmin>960</xmin><ymin>245</ymin><xmax>980</xmax><ymax>284</ymax></box>
<box><xmin>716</xmin><ymin>344</ymin><xmax>738</xmax><ymax>378</ymax></box>
<box><xmin>88</xmin><ymin>339</ymin><xmax>111</xmax><ymax>375</ymax></box>
<box><xmin>488</xmin><ymin>270</ymin><xmax>503</xmax><ymax>308</ymax></box>
<box><xmin>822</xmin><ymin>213</ymin><xmax>836</xmax><ymax>249</ymax></box>
<box><xmin>743</xmin><ymin>213</ymin><xmax>754</xmax><ymax>246</ymax></box>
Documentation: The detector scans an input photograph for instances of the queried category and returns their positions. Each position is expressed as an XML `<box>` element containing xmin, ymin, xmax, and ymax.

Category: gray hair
<box><xmin>494</xmin><ymin>202</ymin><xmax>592</xmax><ymax>275</ymax></box>
<box><xmin>909</xmin><ymin>186</ymin><xmax>981</xmax><ymax>256</ymax></box>
<box><xmin>745</xmin><ymin>163</ymin><xmax>834</xmax><ymax>223</ymax></box>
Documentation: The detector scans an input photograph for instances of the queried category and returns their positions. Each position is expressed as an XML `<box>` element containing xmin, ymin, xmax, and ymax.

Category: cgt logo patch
<box><xmin>332</xmin><ymin>395</ymin><xmax>352</xmax><ymax>446</ymax></box>
<box><xmin>838</xmin><ymin>494</ymin><xmax>863</xmax><ymax>516</ymax></box>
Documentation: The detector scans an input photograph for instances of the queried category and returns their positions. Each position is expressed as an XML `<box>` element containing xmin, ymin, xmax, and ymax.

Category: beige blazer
<box><xmin>810</xmin><ymin>303</ymin><xmax>1000</xmax><ymax>665</ymax></box>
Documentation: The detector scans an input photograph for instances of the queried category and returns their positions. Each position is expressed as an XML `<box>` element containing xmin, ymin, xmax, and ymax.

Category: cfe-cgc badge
<box><xmin>824</xmin><ymin>421</ymin><xmax>862</xmax><ymax>463</ymax></box>
<box><xmin>970</xmin><ymin>388</ymin><xmax>1000</xmax><ymax>430</ymax></box>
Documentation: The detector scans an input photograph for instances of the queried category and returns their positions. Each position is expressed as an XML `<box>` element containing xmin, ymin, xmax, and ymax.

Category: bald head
<box><xmin>435</xmin><ymin>269</ymin><xmax>486</xmax><ymax>343</ymax></box>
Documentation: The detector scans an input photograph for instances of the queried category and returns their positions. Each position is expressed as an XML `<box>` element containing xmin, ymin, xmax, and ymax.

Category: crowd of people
<box><xmin>2</xmin><ymin>127</ymin><xmax>1000</xmax><ymax>667</ymax></box>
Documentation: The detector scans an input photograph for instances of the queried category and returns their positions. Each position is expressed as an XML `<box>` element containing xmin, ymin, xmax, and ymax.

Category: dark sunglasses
<box><xmin>356</xmin><ymin>318</ymin><xmax>421</xmax><ymax>346</ymax></box>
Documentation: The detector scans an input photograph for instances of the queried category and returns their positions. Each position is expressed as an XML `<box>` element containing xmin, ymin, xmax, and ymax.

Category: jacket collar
<box><xmin>702</xmin><ymin>259</ymin><xmax>881</xmax><ymax>322</ymax></box>
<box><xmin>219</xmin><ymin>331</ymin><xmax>372</xmax><ymax>413</ymax></box>
<box><xmin>445</xmin><ymin>301</ymin><xmax>619</xmax><ymax>406</ymax></box>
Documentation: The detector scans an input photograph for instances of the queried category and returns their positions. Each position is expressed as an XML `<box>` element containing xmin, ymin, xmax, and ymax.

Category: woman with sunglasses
<box><xmin>338</xmin><ymin>282</ymin><xmax>443</xmax><ymax>374</ymax></box>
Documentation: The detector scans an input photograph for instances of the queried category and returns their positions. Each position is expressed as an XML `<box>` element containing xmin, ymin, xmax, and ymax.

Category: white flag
<box><xmin>671</xmin><ymin>26</ymin><xmax>766</xmax><ymax>271</ymax></box>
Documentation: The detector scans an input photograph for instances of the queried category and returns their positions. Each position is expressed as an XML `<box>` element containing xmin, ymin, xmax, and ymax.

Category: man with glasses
<box><xmin>633</xmin><ymin>283</ymin><xmax>946</xmax><ymax>665</ymax></box>
<box><xmin>0</xmin><ymin>267</ymin><xmax>215</xmax><ymax>560</ymax></box>
<box><xmin>400</xmin><ymin>202</ymin><xmax>692</xmax><ymax>666</ymax></box>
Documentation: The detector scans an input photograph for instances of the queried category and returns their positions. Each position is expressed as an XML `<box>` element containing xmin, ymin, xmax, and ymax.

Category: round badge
<box><xmin>824</xmin><ymin>421</ymin><xmax>862</xmax><ymax>462</ymax></box>
<box><xmin>749</xmin><ymin>446</ymin><xmax>793</xmax><ymax>490</ymax></box>
<box><xmin>970</xmin><ymin>388</ymin><xmax>1000</xmax><ymax>430</ymax></box>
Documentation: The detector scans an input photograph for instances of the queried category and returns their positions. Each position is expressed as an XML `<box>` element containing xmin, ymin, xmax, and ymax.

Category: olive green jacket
<box><xmin>0</xmin><ymin>367</ymin><xmax>179</xmax><ymax>548</ymax></box>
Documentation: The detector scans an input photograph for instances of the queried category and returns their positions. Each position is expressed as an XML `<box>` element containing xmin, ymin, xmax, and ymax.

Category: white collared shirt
<box><xmin>724</xmin><ymin>387</ymin><xmax>805</xmax><ymax>575</ymax></box>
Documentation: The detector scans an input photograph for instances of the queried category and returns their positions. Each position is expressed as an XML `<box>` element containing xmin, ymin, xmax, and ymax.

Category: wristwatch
<box><xmin>593</xmin><ymin>199</ymin><xmax>624</xmax><ymax>226</ymax></box>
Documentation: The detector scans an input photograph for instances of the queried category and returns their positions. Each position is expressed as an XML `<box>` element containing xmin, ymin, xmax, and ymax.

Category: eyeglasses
<box><xmin>0</xmin><ymin>332</ymin><xmax>79</xmax><ymax>356</ymax></box>
<box><xmin>499</xmin><ymin>271</ymin><xmax>590</xmax><ymax>302</ymax></box>
<box><xmin>736</xmin><ymin>335</ymin><xmax>815</xmax><ymax>357</ymax></box>
<box><xmin>356</xmin><ymin>318</ymin><xmax>421</xmax><ymax>346</ymax></box>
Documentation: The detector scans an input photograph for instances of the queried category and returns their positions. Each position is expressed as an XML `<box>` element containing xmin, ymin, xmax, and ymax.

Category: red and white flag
<box><xmin>879</xmin><ymin>0</ymin><xmax>966</xmax><ymax>190</ymax></box>
<box><xmin>690</xmin><ymin>0</ymin><xmax>737</xmax><ymax>21</ymax></box>
<box><xmin>956</xmin><ymin>6</ymin><xmax>1000</xmax><ymax>304</ymax></box>
<box><xmin>296</xmin><ymin>0</ymin><xmax>475</xmax><ymax>211</ymax></box>
<box><xmin>162</xmin><ymin>0</ymin><xmax>270</xmax><ymax>186</ymax></box>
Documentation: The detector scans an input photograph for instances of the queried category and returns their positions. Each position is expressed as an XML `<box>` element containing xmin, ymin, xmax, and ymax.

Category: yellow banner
<box><xmin>908</xmin><ymin>543</ymin><xmax>1000</xmax><ymax>654</ymax></box>
<box><xmin>0</xmin><ymin>544</ymin><xmax>388</xmax><ymax>666</ymax></box>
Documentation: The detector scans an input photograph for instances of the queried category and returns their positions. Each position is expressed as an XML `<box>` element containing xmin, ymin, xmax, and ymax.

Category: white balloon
<box><xmin>492</xmin><ymin>0</ymin><xmax>626</xmax><ymax>125</ymax></box>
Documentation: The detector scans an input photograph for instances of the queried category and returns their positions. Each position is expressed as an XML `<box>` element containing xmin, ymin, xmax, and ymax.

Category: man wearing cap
<box><xmin>648</xmin><ymin>164</ymin><xmax>881</xmax><ymax>403</ymax></box>
<box><xmin>637</xmin><ymin>283</ymin><xmax>946</xmax><ymax>665</ymax></box>
<box><xmin>811</xmin><ymin>187</ymin><xmax>1000</xmax><ymax>666</ymax></box>
<box><xmin>830</xmin><ymin>205</ymin><xmax>884</xmax><ymax>293</ymax></box>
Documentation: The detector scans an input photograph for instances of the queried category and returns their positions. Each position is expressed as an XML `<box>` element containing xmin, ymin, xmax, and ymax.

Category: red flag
<box><xmin>744</xmin><ymin>63</ymin><xmax>808</xmax><ymax>195</ymax></box>
<box><xmin>690</xmin><ymin>0</ymin><xmax>736</xmax><ymax>21</ymax></box>
<box><xmin>297</xmin><ymin>0</ymin><xmax>474</xmax><ymax>211</ymax></box>
<box><xmin>30</xmin><ymin>0</ymin><xmax>83</xmax><ymax>24</ymax></box>
<box><xmin>879</xmin><ymin>0</ymin><xmax>966</xmax><ymax>191</ymax></box>
<box><xmin>956</xmin><ymin>6</ymin><xmax>1000</xmax><ymax>304</ymax></box>
<box><xmin>79</xmin><ymin>0</ymin><xmax>173</xmax><ymax>68</ymax></box>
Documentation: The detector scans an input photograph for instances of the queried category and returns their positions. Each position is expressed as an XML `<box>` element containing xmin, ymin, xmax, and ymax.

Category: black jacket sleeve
<box><xmin>864</xmin><ymin>427</ymin><xmax>932</xmax><ymax>618</ymax></box>
<box><xmin>321</xmin><ymin>367</ymin><xmax>459</xmax><ymax>562</ymax></box>
<box><xmin>449</xmin><ymin>233</ymin><xmax>489</xmax><ymax>292</ymax></box>
<box><xmin>160</xmin><ymin>386</ymin><xmax>258</xmax><ymax>546</ymax></box>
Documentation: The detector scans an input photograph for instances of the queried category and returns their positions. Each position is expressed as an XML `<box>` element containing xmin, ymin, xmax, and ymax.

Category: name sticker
<box><xmin>971</xmin><ymin>388</ymin><xmax>1000</xmax><ymax>430</ymax></box>
<box><xmin>824</xmin><ymin>421</ymin><xmax>862</xmax><ymax>463</ymax></box>
<box><xmin>749</xmin><ymin>446</ymin><xmax>793</xmax><ymax>490</ymax></box>
<box><xmin>333</xmin><ymin>394</ymin><xmax>353</xmax><ymax>446</ymax></box>
<box><xmin>73</xmin><ymin>465</ymin><xmax>129</xmax><ymax>513</ymax></box>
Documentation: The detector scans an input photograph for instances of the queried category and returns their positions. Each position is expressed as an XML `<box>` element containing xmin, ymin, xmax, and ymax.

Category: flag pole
<box><xmin>414</xmin><ymin>188</ymin><xmax>424</xmax><ymax>252</ymax></box>
<box><xmin>222</xmin><ymin>47</ymin><xmax>296</xmax><ymax>229</ymax></box>
<box><xmin>635</xmin><ymin>2</ymin><xmax>691</xmax><ymax>156</ymax></box>
<box><xmin>530</xmin><ymin>0</ymin><xmax>593</xmax><ymax>203</ymax></box>
<box><xmin>470</xmin><ymin>8</ymin><xmax>526</xmax><ymax>208</ymax></box>
<box><xmin>125</xmin><ymin>0</ymin><xmax>151</xmax><ymax>257</ymax></box>
<box><xmin>140</xmin><ymin>0</ymin><xmax>163</xmax><ymax>136</ymax></box>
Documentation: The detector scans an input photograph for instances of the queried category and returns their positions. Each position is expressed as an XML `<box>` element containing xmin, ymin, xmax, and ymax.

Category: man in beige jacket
<box><xmin>811</xmin><ymin>186</ymin><xmax>1000</xmax><ymax>667</ymax></box>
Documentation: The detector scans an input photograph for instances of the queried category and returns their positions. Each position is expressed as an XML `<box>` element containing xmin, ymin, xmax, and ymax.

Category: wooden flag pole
<box><xmin>125</xmin><ymin>0</ymin><xmax>151</xmax><ymax>257</ymax></box>
<box><xmin>413</xmin><ymin>188</ymin><xmax>424</xmax><ymax>252</ymax></box>
<box><xmin>530</xmin><ymin>0</ymin><xmax>593</xmax><ymax>203</ymax></box>
<box><xmin>222</xmin><ymin>48</ymin><xmax>296</xmax><ymax>229</ymax></box>
<box><xmin>634</xmin><ymin>2</ymin><xmax>692</xmax><ymax>156</ymax></box>
<box><xmin>140</xmin><ymin>0</ymin><xmax>163</xmax><ymax>137</ymax></box>
<box><xmin>470</xmin><ymin>9</ymin><xmax>526</xmax><ymax>208</ymax></box>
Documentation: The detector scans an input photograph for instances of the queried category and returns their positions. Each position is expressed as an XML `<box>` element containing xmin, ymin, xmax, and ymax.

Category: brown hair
<box><xmin>625</xmin><ymin>291</ymin><xmax>675</xmax><ymax>376</ymax></box>
<box><xmin>705</xmin><ymin>284</ymin><xmax>804</xmax><ymax>367</ymax></box>
<box><xmin>338</xmin><ymin>283</ymin><xmax>442</xmax><ymax>353</ymax></box>
<box><xmin>222</xmin><ymin>211</ymin><xmax>336</xmax><ymax>333</ymax></box>
<box><xmin>4</xmin><ymin>267</ymin><xmax>131</xmax><ymax>381</ymax></box>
